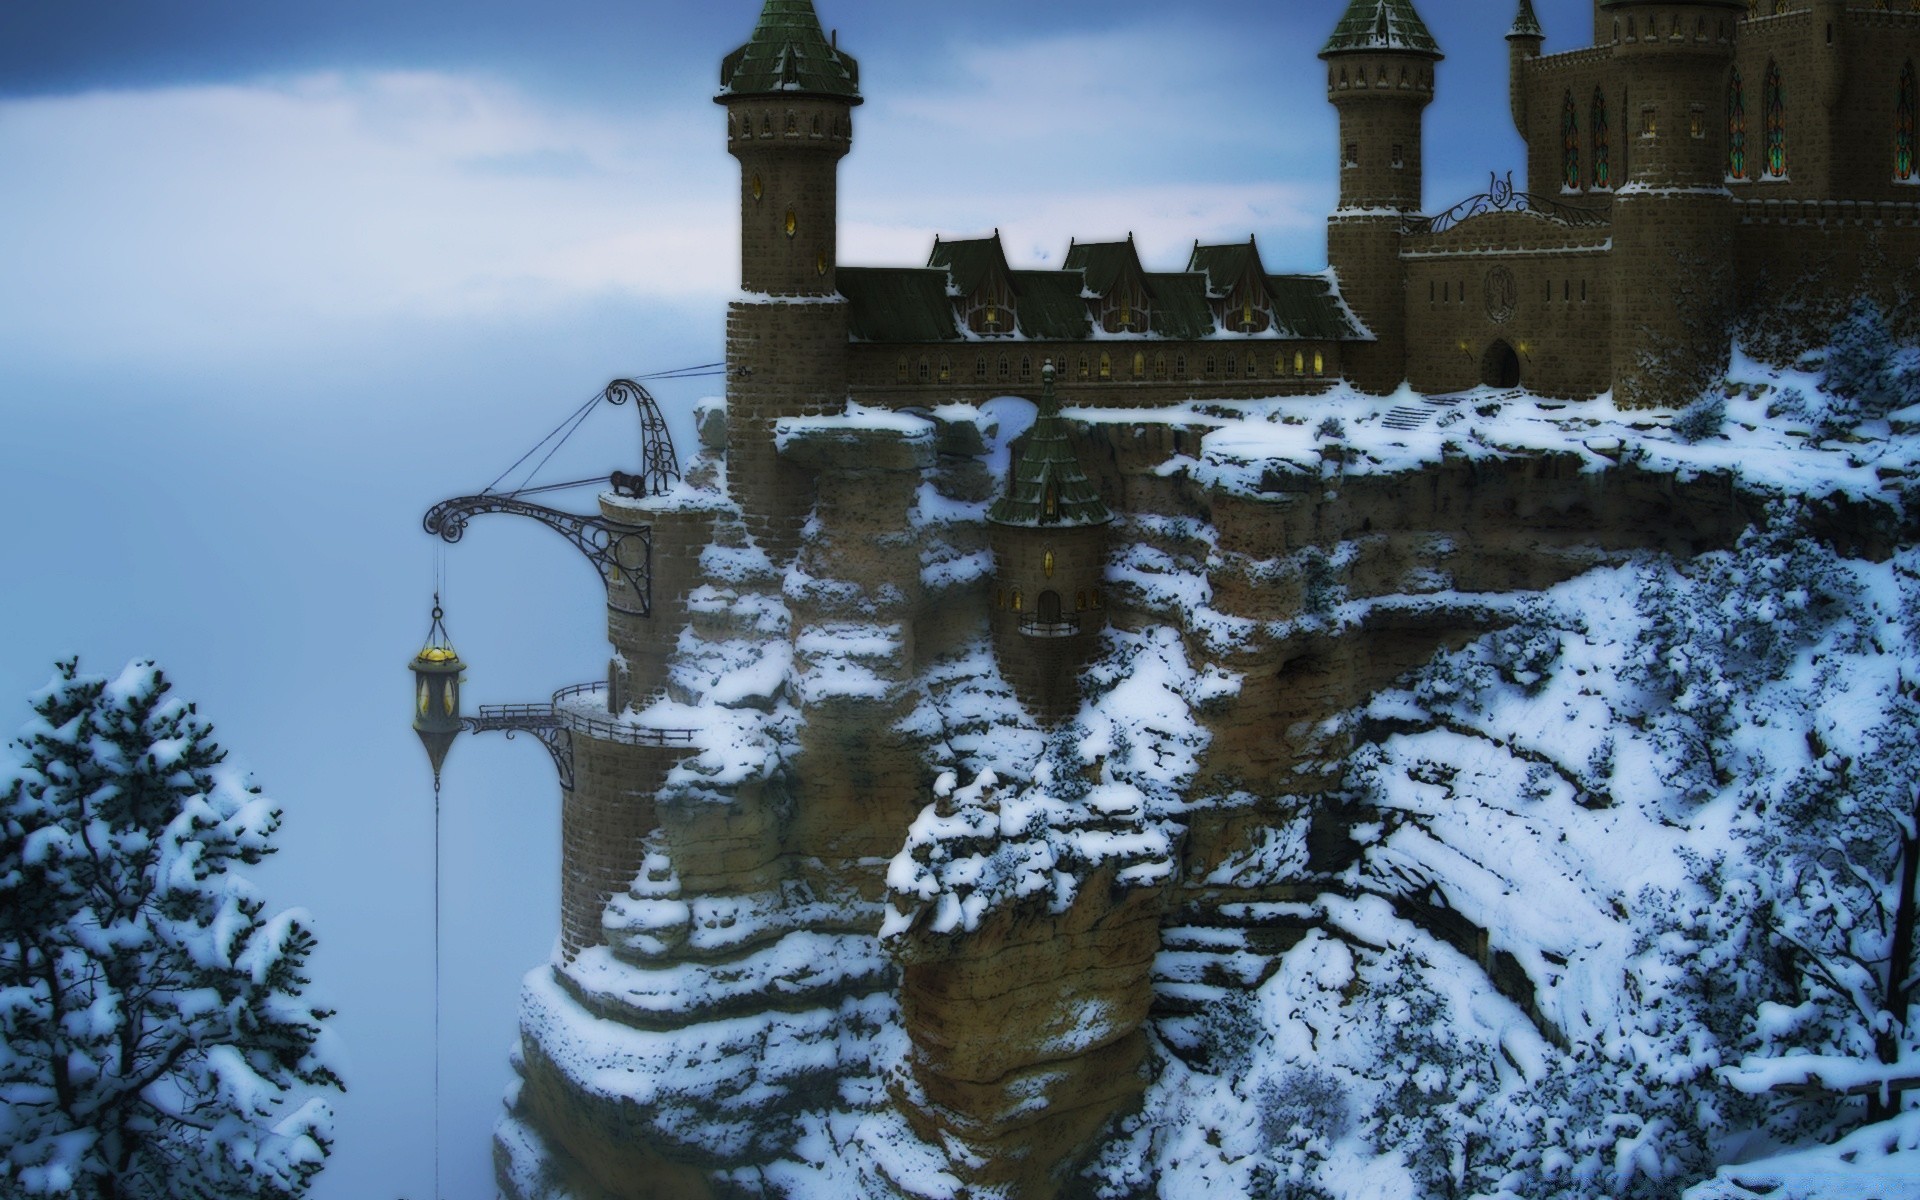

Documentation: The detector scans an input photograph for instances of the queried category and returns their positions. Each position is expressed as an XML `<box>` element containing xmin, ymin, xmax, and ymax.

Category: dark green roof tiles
<box><xmin>1508</xmin><ymin>0</ymin><xmax>1545</xmax><ymax>40</ymax></box>
<box><xmin>988</xmin><ymin>366</ymin><xmax>1112</xmax><ymax>528</ymax></box>
<box><xmin>1008</xmin><ymin>271</ymin><xmax>1093</xmax><ymax>340</ymax></box>
<box><xmin>928</xmin><ymin>234</ymin><xmax>1013</xmax><ymax>297</ymax></box>
<box><xmin>1321</xmin><ymin>0</ymin><xmax>1443</xmax><ymax>59</ymax></box>
<box><xmin>1268</xmin><ymin>275</ymin><xmax>1369</xmax><ymax>341</ymax></box>
<box><xmin>1063</xmin><ymin>238</ymin><xmax>1148</xmax><ymax>299</ymax></box>
<box><xmin>1143</xmin><ymin>274</ymin><xmax>1214</xmax><ymax>341</ymax></box>
<box><xmin>720</xmin><ymin>0</ymin><xmax>861</xmax><ymax>101</ymax></box>
<box><xmin>840</xmin><ymin>268</ymin><xmax>958</xmax><ymax>342</ymax></box>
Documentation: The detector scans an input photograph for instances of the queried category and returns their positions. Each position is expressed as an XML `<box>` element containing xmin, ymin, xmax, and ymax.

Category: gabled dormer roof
<box><xmin>1320</xmin><ymin>0</ymin><xmax>1443</xmax><ymax>59</ymax></box>
<box><xmin>719</xmin><ymin>0</ymin><xmax>862</xmax><ymax>102</ymax></box>
<box><xmin>989</xmin><ymin>364</ymin><xmax>1112</xmax><ymax>529</ymax></box>
<box><xmin>930</xmin><ymin>232</ymin><xmax>1016</xmax><ymax>298</ymax></box>
<box><xmin>1064</xmin><ymin>236</ymin><xmax>1155</xmax><ymax>300</ymax></box>
<box><xmin>1188</xmin><ymin>236</ymin><xmax>1271</xmax><ymax>301</ymax></box>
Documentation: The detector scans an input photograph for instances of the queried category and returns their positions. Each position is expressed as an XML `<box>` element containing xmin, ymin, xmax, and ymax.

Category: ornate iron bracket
<box><xmin>462</xmin><ymin>708</ymin><xmax>575</xmax><ymax>790</ymax></box>
<box><xmin>602</xmin><ymin>379</ymin><xmax>682</xmax><ymax>499</ymax></box>
<box><xmin>1411</xmin><ymin>171</ymin><xmax>1613</xmax><ymax>236</ymax></box>
<box><xmin>423</xmin><ymin>495</ymin><xmax>654</xmax><ymax>617</ymax></box>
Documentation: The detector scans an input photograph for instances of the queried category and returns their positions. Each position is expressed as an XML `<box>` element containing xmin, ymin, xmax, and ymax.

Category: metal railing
<box><xmin>1018</xmin><ymin>615</ymin><xmax>1084</xmax><ymax>639</ymax></box>
<box><xmin>548</xmin><ymin>682</ymin><xmax>697</xmax><ymax>747</ymax></box>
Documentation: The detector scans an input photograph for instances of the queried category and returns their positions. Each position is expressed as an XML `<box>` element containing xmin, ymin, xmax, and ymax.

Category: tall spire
<box><xmin>988</xmin><ymin>363</ymin><xmax>1111</xmax><ymax>528</ymax></box>
<box><xmin>1508</xmin><ymin>0</ymin><xmax>1545</xmax><ymax>40</ymax></box>
<box><xmin>1321</xmin><ymin>0</ymin><xmax>1443</xmax><ymax>59</ymax></box>
<box><xmin>720</xmin><ymin>0</ymin><xmax>861</xmax><ymax>100</ymax></box>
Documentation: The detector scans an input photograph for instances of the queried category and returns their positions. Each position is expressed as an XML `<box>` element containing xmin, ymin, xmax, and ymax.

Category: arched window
<box><xmin>938</xmin><ymin>356</ymin><xmax>952</xmax><ymax>382</ymax></box>
<box><xmin>1020</xmin><ymin>355</ymin><xmax>1033</xmax><ymax>381</ymax></box>
<box><xmin>1294</xmin><ymin>350</ymin><xmax>1306</xmax><ymax>375</ymax></box>
<box><xmin>998</xmin><ymin>355</ymin><xmax>1011</xmax><ymax>381</ymax></box>
<box><xmin>785</xmin><ymin>111</ymin><xmax>797</xmax><ymax>135</ymax></box>
<box><xmin>1131</xmin><ymin>351</ymin><xmax>1146</xmax><ymax>380</ymax></box>
<box><xmin>1898</xmin><ymin>61</ymin><xmax>1917</xmax><ymax>181</ymax></box>
<box><xmin>895</xmin><ymin>356</ymin><xmax>908</xmax><ymax>383</ymax></box>
<box><xmin>1225</xmin><ymin>353</ymin><xmax>1238</xmax><ymax>376</ymax></box>
<box><xmin>1766</xmin><ymin>60</ymin><xmax>1787</xmax><ymax>177</ymax></box>
<box><xmin>975</xmin><ymin>357</ymin><xmax>988</xmax><ymax>382</ymax></box>
<box><xmin>1174</xmin><ymin>354</ymin><xmax>1187</xmax><ymax>376</ymax></box>
<box><xmin>1314</xmin><ymin>352</ymin><xmax>1325</xmax><ymax>376</ymax></box>
<box><xmin>1729</xmin><ymin>68</ymin><xmax>1748</xmax><ymax>179</ymax></box>
<box><xmin>1204</xmin><ymin>354</ymin><xmax>1217</xmax><ymax>376</ymax></box>
<box><xmin>917</xmin><ymin>357</ymin><xmax>931</xmax><ymax>382</ymax></box>
<box><xmin>1563</xmin><ymin>92</ymin><xmax>1581</xmax><ymax>190</ymax></box>
<box><xmin>1154</xmin><ymin>354</ymin><xmax>1168</xmax><ymax>380</ymax></box>
<box><xmin>1078</xmin><ymin>355</ymin><xmax>1091</xmax><ymax>381</ymax></box>
<box><xmin>1099</xmin><ymin>352</ymin><xmax>1112</xmax><ymax>380</ymax></box>
<box><xmin>1592</xmin><ymin>88</ymin><xmax>1612</xmax><ymax>189</ymax></box>
<box><xmin>1275</xmin><ymin>352</ymin><xmax>1288</xmax><ymax>376</ymax></box>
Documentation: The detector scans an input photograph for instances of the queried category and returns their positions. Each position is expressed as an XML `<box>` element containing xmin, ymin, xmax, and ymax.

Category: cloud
<box><xmin>0</xmin><ymin>71</ymin><xmax>734</xmax><ymax>369</ymax></box>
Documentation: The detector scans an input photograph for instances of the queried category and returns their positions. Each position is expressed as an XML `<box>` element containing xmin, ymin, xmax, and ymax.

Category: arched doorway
<box><xmin>1480</xmin><ymin>340</ymin><xmax>1521</xmax><ymax>389</ymax></box>
<box><xmin>1037</xmin><ymin>590</ymin><xmax>1063</xmax><ymax>623</ymax></box>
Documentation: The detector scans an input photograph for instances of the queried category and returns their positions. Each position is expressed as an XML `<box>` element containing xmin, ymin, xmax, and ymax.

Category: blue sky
<box><xmin>0</xmin><ymin>3</ymin><xmax>1594</xmax><ymax>1198</ymax></box>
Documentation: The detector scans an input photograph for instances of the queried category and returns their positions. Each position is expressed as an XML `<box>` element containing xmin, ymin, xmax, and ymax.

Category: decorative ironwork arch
<box><xmin>602</xmin><ymin>379</ymin><xmax>680</xmax><ymax>499</ymax></box>
<box><xmin>1414</xmin><ymin>172</ymin><xmax>1611</xmax><ymax>236</ymax></box>
<box><xmin>423</xmin><ymin>495</ymin><xmax>654</xmax><ymax>616</ymax></box>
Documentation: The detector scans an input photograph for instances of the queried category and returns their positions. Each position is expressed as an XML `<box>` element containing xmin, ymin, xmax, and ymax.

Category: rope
<box><xmin>482</xmin><ymin>388</ymin><xmax>605</xmax><ymax>496</ymax></box>
<box><xmin>479</xmin><ymin>363</ymin><xmax>718</xmax><ymax>498</ymax></box>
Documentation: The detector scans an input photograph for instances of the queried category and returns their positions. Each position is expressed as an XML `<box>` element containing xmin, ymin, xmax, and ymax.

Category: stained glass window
<box><xmin>1766</xmin><ymin>60</ymin><xmax>1787</xmax><ymax>177</ymax></box>
<box><xmin>1563</xmin><ymin>93</ymin><xmax>1581</xmax><ymax>190</ymax></box>
<box><xmin>1592</xmin><ymin>89</ymin><xmax>1611</xmax><ymax>188</ymax></box>
<box><xmin>1898</xmin><ymin>61</ymin><xmax>1916</xmax><ymax>181</ymax></box>
<box><xmin>1729</xmin><ymin>68</ymin><xmax>1747</xmax><ymax>178</ymax></box>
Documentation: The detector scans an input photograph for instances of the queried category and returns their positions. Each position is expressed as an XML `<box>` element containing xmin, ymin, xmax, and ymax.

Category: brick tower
<box><xmin>716</xmin><ymin>1</ymin><xmax>859</xmax><ymax>558</ymax></box>
<box><xmin>988</xmin><ymin>363</ymin><xmax>1113</xmax><ymax>722</ymax></box>
<box><xmin>1322</xmin><ymin>0</ymin><xmax>1442</xmax><ymax>395</ymax></box>
<box><xmin>1602</xmin><ymin>0</ymin><xmax>1742</xmax><ymax>408</ymax></box>
<box><xmin>1508</xmin><ymin>0</ymin><xmax>1545</xmax><ymax>135</ymax></box>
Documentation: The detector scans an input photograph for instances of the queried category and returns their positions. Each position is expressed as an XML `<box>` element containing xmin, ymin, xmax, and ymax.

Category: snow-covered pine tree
<box><xmin>0</xmin><ymin>659</ymin><xmax>338</xmax><ymax>1199</ymax></box>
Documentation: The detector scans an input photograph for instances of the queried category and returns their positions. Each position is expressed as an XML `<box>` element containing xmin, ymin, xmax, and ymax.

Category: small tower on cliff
<box><xmin>988</xmin><ymin>363</ymin><xmax>1113</xmax><ymax>723</ymax></box>
<box><xmin>1321</xmin><ymin>0</ymin><xmax>1443</xmax><ymax>395</ymax></box>
<box><xmin>1601</xmin><ymin>0</ymin><xmax>1742</xmax><ymax>409</ymax></box>
<box><xmin>716</xmin><ymin>1</ymin><xmax>860</xmax><ymax>557</ymax></box>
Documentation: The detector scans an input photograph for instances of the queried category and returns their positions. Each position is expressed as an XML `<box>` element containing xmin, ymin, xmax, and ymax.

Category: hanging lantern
<box><xmin>409</xmin><ymin>595</ymin><xmax>465</xmax><ymax>782</ymax></box>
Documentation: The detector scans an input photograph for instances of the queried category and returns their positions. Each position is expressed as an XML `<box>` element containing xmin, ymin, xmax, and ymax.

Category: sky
<box><xmin>0</xmin><ymin>2</ymin><xmax>1596</xmax><ymax>1197</ymax></box>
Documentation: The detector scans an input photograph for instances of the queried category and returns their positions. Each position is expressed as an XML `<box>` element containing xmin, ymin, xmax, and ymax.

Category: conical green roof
<box><xmin>1508</xmin><ymin>0</ymin><xmax>1544</xmax><ymax>39</ymax></box>
<box><xmin>989</xmin><ymin>364</ymin><xmax>1112</xmax><ymax>529</ymax></box>
<box><xmin>719</xmin><ymin>0</ymin><xmax>861</xmax><ymax>101</ymax></box>
<box><xmin>1321</xmin><ymin>0</ymin><xmax>1443</xmax><ymax>58</ymax></box>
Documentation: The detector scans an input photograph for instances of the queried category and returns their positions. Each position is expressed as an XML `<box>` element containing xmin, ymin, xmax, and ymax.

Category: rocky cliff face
<box><xmin>496</xmin><ymin>377</ymin><xmax>1920</xmax><ymax>1200</ymax></box>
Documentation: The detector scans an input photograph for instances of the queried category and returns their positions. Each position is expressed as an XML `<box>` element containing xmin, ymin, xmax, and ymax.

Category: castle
<box><xmin>445</xmin><ymin>2</ymin><xmax>1920</xmax><ymax>1197</ymax></box>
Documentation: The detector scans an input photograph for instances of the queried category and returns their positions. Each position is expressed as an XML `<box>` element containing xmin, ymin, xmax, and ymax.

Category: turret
<box><xmin>987</xmin><ymin>363</ymin><xmax>1112</xmax><ymax>723</ymax></box>
<box><xmin>1601</xmin><ymin>0</ymin><xmax>1742</xmax><ymax>407</ymax></box>
<box><xmin>717</xmin><ymin>0</ymin><xmax>859</xmax><ymax>297</ymax></box>
<box><xmin>1509</xmin><ymin>0</ymin><xmax>1545</xmax><ymax>138</ymax></box>
<box><xmin>1321</xmin><ymin>0</ymin><xmax>1442</xmax><ymax>394</ymax></box>
<box><xmin>716</xmin><ymin>1</ymin><xmax>861</xmax><ymax>556</ymax></box>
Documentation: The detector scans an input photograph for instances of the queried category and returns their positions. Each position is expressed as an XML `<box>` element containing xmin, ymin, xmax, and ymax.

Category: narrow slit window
<box><xmin>1898</xmin><ymin>61</ymin><xmax>1916</xmax><ymax>181</ymax></box>
<box><xmin>1563</xmin><ymin>92</ymin><xmax>1581</xmax><ymax>189</ymax></box>
<box><xmin>1592</xmin><ymin>88</ymin><xmax>1611</xmax><ymax>188</ymax></box>
<box><xmin>1766</xmin><ymin>60</ymin><xmax>1787</xmax><ymax>176</ymax></box>
<box><xmin>1729</xmin><ymin>68</ymin><xmax>1748</xmax><ymax>179</ymax></box>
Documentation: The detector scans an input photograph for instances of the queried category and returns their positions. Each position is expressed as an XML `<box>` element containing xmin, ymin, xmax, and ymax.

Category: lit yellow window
<box><xmin>1132</xmin><ymin>352</ymin><xmax>1145</xmax><ymax>379</ymax></box>
<box><xmin>1099</xmin><ymin>353</ymin><xmax>1112</xmax><ymax>380</ymax></box>
<box><xmin>751</xmin><ymin>175</ymin><xmax>764</xmax><ymax>201</ymax></box>
<box><xmin>784</xmin><ymin>210</ymin><xmax>797</xmax><ymax>238</ymax></box>
<box><xmin>1013</xmin><ymin>590</ymin><xmax>1024</xmax><ymax>612</ymax></box>
<box><xmin>816</xmin><ymin>252</ymin><xmax>827</xmax><ymax>276</ymax></box>
<box><xmin>1119</xmin><ymin>301</ymin><xmax>1132</xmax><ymax>328</ymax></box>
<box><xmin>1243</xmin><ymin>302</ymin><xmax>1254</xmax><ymax>328</ymax></box>
<box><xmin>1044</xmin><ymin>550</ymin><xmax>1056</xmax><ymax>578</ymax></box>
<box><xmin>1294</xmin><ymin>351</ymin><xmax>1305</xmax><ymax>375</ymax></box>
<box><xmin>1313</xmin><ymin>352</ymin><xmax>1325</xmax><ymax>376</ymax></box>
<box><xmin>986</xmin><ymin>305</ymin><xmax>999</xmax><ymax>329</ymax></box>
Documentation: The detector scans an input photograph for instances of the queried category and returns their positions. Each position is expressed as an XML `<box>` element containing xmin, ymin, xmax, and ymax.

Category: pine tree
<box><xmin>0</xmin><ymin>659</ymin><xmax>339</xmax><ymax>1199</ymax></box>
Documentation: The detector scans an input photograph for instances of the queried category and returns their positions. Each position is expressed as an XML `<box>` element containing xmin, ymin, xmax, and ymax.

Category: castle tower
<box><xmin>1508</xmin><ymin>0</ymin><xmax>1545</xmax><ymax>137</ymax></box>
<box><xmin>1602</xmin><ymin>0</ymin><xmax>1742</xmax><ymax>408</ymax></box>
<box><xmin>988</xmin><ymin>363</ymin><xmax>1112</xmax><ymax>723</ymax></box>
<box><xmin>716</xmin><ymin>1</ymin><xmax>860</xmax><ymax>557</ymax></box>
<box><xmin>1321</xmin><ymin>0</ymin><xmax>1442</xmax><ymax>395</ymax></box>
